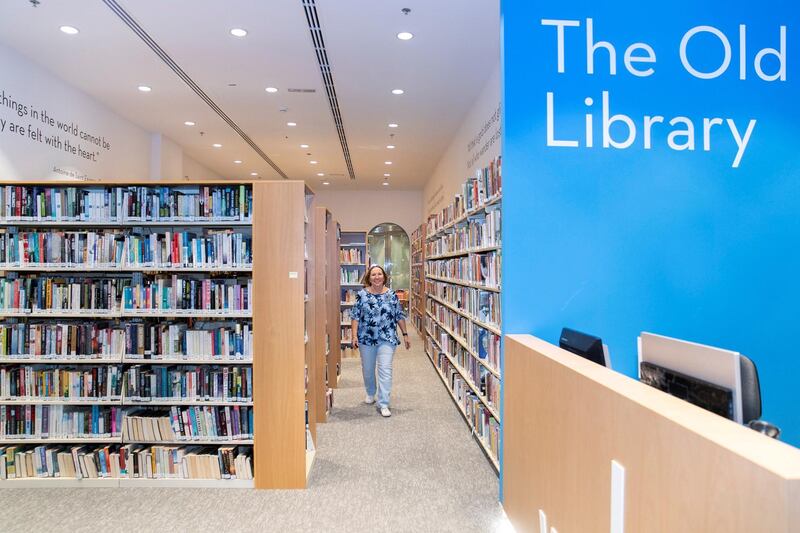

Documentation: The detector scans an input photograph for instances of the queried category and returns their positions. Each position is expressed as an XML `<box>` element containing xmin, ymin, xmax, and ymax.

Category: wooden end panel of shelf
<box><xmin>327</xmin><ymin>217</ymin><xmax>342</xmax><ymax>389</ymax></box>
<box><xmin>503</xmin><ymin>334</ymin><xmax>800</xmax><ymax>533</ymax></box>
<box><xmin>312</xmin><ymin>207</ymin><xmax>328</xmax><ymax>424</ymax></box>
<box><xmin>252</xmin><ymin>181</ymin><xmax>307</xmax><ymax>489</ymax></box>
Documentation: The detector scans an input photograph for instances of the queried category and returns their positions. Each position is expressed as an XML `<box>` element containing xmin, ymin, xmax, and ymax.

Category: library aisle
<box><xmin>0</xmin><ymin>329</ymin><xmax>507</xmax><ymax>533</ymax></box>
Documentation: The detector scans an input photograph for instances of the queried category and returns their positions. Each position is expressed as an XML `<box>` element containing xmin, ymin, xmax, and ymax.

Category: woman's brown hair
<box><xmin>361</xmin><ymin>265</ymin><xmax>390</xmax><ymax>288</ymax></box>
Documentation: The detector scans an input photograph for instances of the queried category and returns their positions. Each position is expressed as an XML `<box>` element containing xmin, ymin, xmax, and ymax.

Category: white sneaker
<box><xmin>379</xmin><ymin>407</ymin><xmax>391</xmax><ymax>417</ymax></box>
<box><xmin>365</xmin><ymin>394</ymin><xmax>375</xmax><ymax>405</ymax></box>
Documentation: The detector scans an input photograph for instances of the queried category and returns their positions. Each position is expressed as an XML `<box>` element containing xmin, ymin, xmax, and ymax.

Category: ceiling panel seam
<box><xmin>102</xmin><ymin>0</ymin><xmax>289</xmax><ymax>179</ymax></box>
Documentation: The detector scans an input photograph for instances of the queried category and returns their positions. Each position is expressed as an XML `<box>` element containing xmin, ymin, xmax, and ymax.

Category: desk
<box><xmin>503</xmin><ymin>334</ymin><xmax>800</xmax><ymax>533</ymax></box>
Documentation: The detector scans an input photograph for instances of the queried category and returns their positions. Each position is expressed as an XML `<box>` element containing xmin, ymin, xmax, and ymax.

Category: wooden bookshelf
<box><xmin>327</xmin><ymin>220</ymin><xmax>342</xmax><ymax>388</ymax></box>
<box><xmin>410</xmin><ymin>223</ymin><xmax>426</xmax><ymax>335</ymax></box>
<box><xmin>422</xmin><ymin>156</ymin><xmax>502</xmax><ymax>471</ymax></box>
<box><xmin>311</xmin><ymin>207</ymin><xmax>337</xmax><ymax>423</ymax></box>
<box><xmin>0</xmin><ymin>180</ymin><xmax>311</xmax><ymax>488</ymax></box>
<box><xmin>339</xmin><ymin>230</ymin><xmax>367</xmax><ymax>358</ymax></box>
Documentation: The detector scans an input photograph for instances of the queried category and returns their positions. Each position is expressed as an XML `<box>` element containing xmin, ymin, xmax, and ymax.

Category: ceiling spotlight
<box><xmin>382</xmin><ymin>181</ymin><xmax>390</xmax><ymax>186</ymax></box>
<box><xmin>230</xmin><ymin>28</ymin><xmax>248</xmax><ymax>37</ymax></box>
<box><xmin>391</xmin><ymin>89</ymin><xmax>404</xmax><ymax>95</ymax></box>
<box><xmin>384</xmin><ymin>161</ymin><xmax>393</xmax><ymax>165</ymax></box>
<box><xmin>184</xmin><ymin>121</ymin><xmax>195</xmax><ymax>126</ymax></box>
<box><xmin>397</xmin><ymin>32</ymin><xmax>413</xmax><ymax>40</ymax></box>
<box><xmin>60</xmin><ymin>26</ymin><xmax>79</xmax><ymax>35</ymax></box>
<box><xmin>317</xmin><ymin>173</ymin><xmax>324</xmax><ymax>176</ymax></box>
<box><xmin>388</xmin><ymin>123</ymin><xmax>398</xmax><ymax>128</ymax></box>
<box><xmin>384</xmin><ymin>173</ymin><xmax>391</xmax><ymax>177</ymax></box>
<box><xmin>233</xmin><ymin>160</ymin><xmax>242</xmax><ymax>164</ymax></box>
<box><xmin>322</xmin><ymin>181</ymin><xmax>330</xmax><ymax>186</ymax></box>
<box><xmin>265</xmin><ymin>87</ymin><xmax>278</xmax><ymax>93</ymax></box>
<box><xmin>310</xmin><ymin>160</ymin><xmax>318</xmax><ymax>165</ymax></box>
<box><xmin>250</xmin><ymin>172</ymin><xmax>258</xmax><ymax>176</ymax></box>
<box><xmin>287</xmin><ymin>122</ymin><xmax>297</xmax><ymax>127</ymax></box>
<box><xmin>386</xmin><ymin>145</ymin><xmax>395</xmax><ymax>149</ymax></box>
<box><xmin>212</xmin><ymin>143</ymin><xmax>222</xmax><ymax>148</ymax></box>
<box><xmin>137</xmin><ymin>85</ymin><xmax>152</xmax><ymax>92</ymax></box>
<box><xmin>300</xmin><ymin>144</ymin><xmax>309</xmax><ymax>148</ymax></box>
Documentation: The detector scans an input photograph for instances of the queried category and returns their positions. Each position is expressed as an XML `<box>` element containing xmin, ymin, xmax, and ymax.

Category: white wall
<box><xmin>423</xmin><ymin>62</ymin><xmax>501</xmax><ymax>216</ymax></box>
<box><xmin>182</xmin><ymin>153</ymin><xmax>224</xmax><ymax>180</ymax></box>
<box><xmin>312</xmin><ymin>189</ymin><xmax>422</xmax><ymax>237</ymax></box>
<box><xmin>0</xmin><ymin>44</ymin><xmax>152</xmax><ymax>180</ymax></box>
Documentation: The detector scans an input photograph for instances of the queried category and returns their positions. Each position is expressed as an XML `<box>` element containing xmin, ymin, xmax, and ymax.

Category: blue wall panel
<box><xmin>501</xmin><ymin>0</ymin><xmax>800</xmax><ymax>448</ymax></box>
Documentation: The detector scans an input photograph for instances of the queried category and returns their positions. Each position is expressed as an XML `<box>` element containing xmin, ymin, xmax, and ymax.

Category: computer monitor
<box><xmin>559</xmin><ymin>327</ymin><xmax>611</xmax><ymax>368</ymax></box>
<box><xmin>638</xmin><ymin>332</ymin><xmax>744</xmax><ymax>424</ymax></box>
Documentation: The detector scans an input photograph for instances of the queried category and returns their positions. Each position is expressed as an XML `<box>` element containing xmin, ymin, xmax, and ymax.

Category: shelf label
<box><xmin>289</xmin><ymin>272</ymin><xmax>299</xmax><ymax>279</ymax></box>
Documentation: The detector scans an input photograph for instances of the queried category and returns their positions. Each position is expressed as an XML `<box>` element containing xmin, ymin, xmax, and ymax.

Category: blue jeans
<box><xmin>359</xmin><ymin>342</ymin><xmax>396</xmax><ymax>408</ymax></box>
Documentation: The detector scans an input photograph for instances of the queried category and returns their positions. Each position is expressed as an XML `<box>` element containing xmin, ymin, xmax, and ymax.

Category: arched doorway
<box><xmin>367</xmin><ymin>222</ymin><xmax>411</xmax><ymax>313</ymax></box>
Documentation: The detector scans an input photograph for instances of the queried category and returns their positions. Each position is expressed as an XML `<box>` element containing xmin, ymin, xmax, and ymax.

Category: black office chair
<box><xmin>741</xmin><ymin>355</ymin><xmax>781</xmax><ymax>438</ymax></box>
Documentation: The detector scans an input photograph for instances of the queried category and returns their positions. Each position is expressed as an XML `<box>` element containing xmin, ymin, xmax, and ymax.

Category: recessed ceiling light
<box><xmin>317</xmin><ymin>172</ymin><xmax>324</xmax><ymax>176</ymax></box>
<box><xmin>300</xmin><ymin>144</ymin><xmax>309</xmax><ymax>148</ymax></box>
<box><xmin>60</xmin><ymin>26</ymin><xmax>79</xmax><ymax>35</ymax></box>
<box><xmin>230</xmin><ymin>28</ymin><xmax>248</xmax><ymax>37</ymax></box>
<box><xmin>265</xmin><ymin>87</ymin><xmax>278</xmax><ymax>93</ymax></box>
<box><xmin>287</xmin><ymin>122</ymin><xmax>297</xmax><ymax>127</ymax></box>
<box><xmin>384</xmin><ymin>173</ymin><xmax>391</xmax><ymax>177</ymax></box>
<box><xmin>397</xmin><ymin>32</ymin><xmax>414</xmax><ymax>41</ymax></box>
<box><xmin>384</xmin><ymin>161</ymin><xmax>393</xmax><ymax>165</ymax></box>
<box><xmin>137</xmin><ymin>85</ymin><xmax>152</xmax><ymax>92</ymax></box>
<box><xmin>250</xmin><ymin>172</ymin><xmax>258</xmax><ymax>176</ymax></box>
<box><xmin>213</xmin><ymin>143</ymin><xmax>222</xmax><ymax>148</ymax></box>
<box><xmin>322</xmin><ymin>181</ymin><xmax>330</xmax><ymax>186</ymax></box>
<box><xmin>386</xmin><ymin>145</ymin><xmax>395</xmax><ymax>149</ymax></box>
<box><xmin>382</xmin><ymin>181</ymin><xmax>390</xmax><ymax>186</ymax></box>
<box><xmin>184</xmin><ymin>121</ymin><xmax>195</xmax><ymax>126</ymax></box>
<box><xmin>388</xmin><ymin>123</ymin><xmax>398</xmax><ymax>128</ymax></box>
<box><xmin>234</xmin><ymin>160</ymin><xmax>242</xmax><ymax>164</ymax></box>
<box><xmin>391</xmin><ymin>89</ymin><xmax>404</xmax><ymax>95</ymax></box>
<box><xmin>310</xmin><ymin>160</ymin><xmax>318</xmax><ymax>165</ymax></box>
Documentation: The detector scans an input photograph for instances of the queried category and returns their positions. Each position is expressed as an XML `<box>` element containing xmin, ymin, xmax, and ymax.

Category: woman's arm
<box><xmin>351</xmin><ymin>319</ymin><xmax>359</xmax><ymax>349</ymax></box>
<box><xmin>397</xmin><ymin>319</ymin><xmax>410</xmax><ymax>349</ymax></box>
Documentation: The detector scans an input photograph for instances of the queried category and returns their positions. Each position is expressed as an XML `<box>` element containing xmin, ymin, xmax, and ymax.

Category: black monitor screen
<box><xmin>559</xmin><ymin>327</ymin><xmax>606</xmax><ymax>366</ymax></box>
<box><xmin>640</xmin><ymin>361</ymin><xmax>734</xmax><ymax>420</ymax></box>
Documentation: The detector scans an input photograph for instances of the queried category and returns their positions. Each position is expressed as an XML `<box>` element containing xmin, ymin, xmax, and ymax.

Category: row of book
<box><xmin>430</xmin><ymin>342</ymin><xmax>500</xmax><ymax>412</ymax></box>
<box><xmin>426</xmin><ymin>281</ymin><xmax>501</xmax><ymax>327</ymax></box>
<box><xmin>427</xmin><ymin>299</ymin><xmax>471</xmax><ymax>343</ymax></box>
<box><xmin>425</xmin><ymin>251</ymin><xmax>501</xmax><ymax>288</ymax></box>
<box><xmin>0</xmin><ymin>322</ymin><xmax>253</xmax><ymax>361</ymax></box>
<box><xmin>340</xmin><ymin>268</ymin><xmax>361</xmax><ymax>284</ymax></box>
<box><xmin>1</xmin><ymin>404</ymin><xmax>123</xmax><ymax>439</ymax></box>
<box><xmin>0</xmin><ymin>229</ymin><xmax>252</xmax><ymax>269</ymax></box>
<box><xmin>425</xmin><ymin>157</ymin><xmax>502</xmax><ymax>236</ymax></box>
<box><xmin>0</xmin><ymin>185</ymin><xmax>253</xmax><ymax>222</ymax></box>
<box><xmin>0</xmin><ymin>366</ymin><xmax>122</xmax><ymax>400</ymax></box>
<box><xmin>341</xmin><ymin>288</ymin><xmax>358</xmax><ymax>304</ymax></box>
<box><xmin>0</xmin><ymin>276</ymin><xmax>253</xmax><ymax>313</ymax></box>
<box><xmin>122</xmin><ymin>276</ymin><xmax>252</xmax><ymax>312</ymax></box>
<box><xmin>0</xmin><ymin>444</ymin><xmax>253</xmax><ymax>480</ymax></box>
<box><xmin>123</xmin><ymin>405</ymin><xmax>253</xmax><ymax>441</ymax></box>
<box><xmin>123</xmin><ymin>365</ymin><xmax>251</xmax><ymax>403</ymax></box>
<box><xmin>339</xmin><ymin>248</ymin><xmax>364</xmax><ymax>263</ymax></box>
<box><xmin>340</xmin><ymin>309</ymin><xmax>352</xmax><ymax>323</ymax></box>
<box><xmin>426</xmin><ymin>316</ymin><xmax>500</xmax><ymax>373</ymax></box>
<box><xmin>431</xmin><ymin>348</ymin><xmax>500</xmax><ymax>462</ymax></box>
<box><xmin>425</xmin><ymin>209</ymin><xmax>501</xmax><ymax>257</ymax></box>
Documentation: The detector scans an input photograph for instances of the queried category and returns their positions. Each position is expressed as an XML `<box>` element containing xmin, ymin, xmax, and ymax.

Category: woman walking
<box><xmin>350</xmin><ymin>265</ymin><xmax>411</xmax><ymax>417</ymax></box>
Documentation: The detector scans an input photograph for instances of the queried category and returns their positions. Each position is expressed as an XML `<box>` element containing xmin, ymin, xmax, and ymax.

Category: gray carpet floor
<box><xmin>0</xmin><ymin>329</ymin><xmax>507</xmax><ymax>532</ymax></box>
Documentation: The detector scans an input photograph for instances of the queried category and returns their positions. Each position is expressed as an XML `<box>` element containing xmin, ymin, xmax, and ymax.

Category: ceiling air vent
<box><xmin>102</xmin><ymin>0</ymin><xmax>288</xmax><ymax>179</ymax></box>
<box><xmin>301</xmin><ymin>0</ymin><xmax>356</xmax><ymax>180</ymax></box>
<box><xmin>287</xmin><ymin>88</ymin><xmax>317</xmax><ymax>93</ymax></box>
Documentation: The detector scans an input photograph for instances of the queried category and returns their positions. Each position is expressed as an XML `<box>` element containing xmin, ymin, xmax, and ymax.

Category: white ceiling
<box><xmin>0</xmin><ymin>0</ymin><xmax>499</xmax><ymax>190</ymax></box>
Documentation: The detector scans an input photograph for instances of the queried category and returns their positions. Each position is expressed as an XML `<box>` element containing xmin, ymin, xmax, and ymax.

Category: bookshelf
<box><xmin>339</xmin><ymin>230</ymin><xmax>367</xmax><ymax>358</ymax></box>
<box><xmin>0</xmin><ymin>180</ymin><xmax>312</xmax><ymax>488</ymax></box>
<box><xmin>311</xmin><ymin>207</ymin><xmax>338</xmax><ymax>423</ymax></box>
<box><xmin>327</xmin><ymin>220</ymin><xmax>342</xmax><ymax>389</ymax></box>
<box><xmin>410</xmin><ymin>224</ymin><xmax>426</xmax><ymax>335</ymax></box>
<box><xmin>423</xmin><ymin>156</ymin><xmax>502</xmax><ymax>472</ymax></box>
